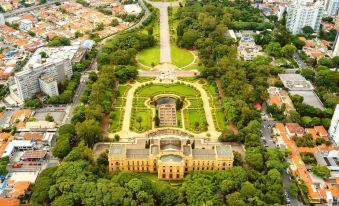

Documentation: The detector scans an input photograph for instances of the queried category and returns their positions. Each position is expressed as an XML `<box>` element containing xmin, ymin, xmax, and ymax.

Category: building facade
<box><xmin>108</xmin><ymin>131</ymin><xmax>233</xmax><ymax>180</ymax></box>
<box><xmin>0</xmin><ymin>14</ymin><xmax>5</xmax><ymax>26</ymax></box>
<box><xmin>38</xmin><ymin>74</ymin><xmax>59</xmax><ymax>97</ymax></box>
<box><xmin>286</xmin><ymin>0</ymin><xmax>324</xmax><ymax>34</ymax></box>
<box><xmin>9</xmin><ymin>46</ymin><xmax>83</xmax><ymax>101</ymax></box>
<box><xmin>329</xmin><ymin>104</ymin><xmax>339</xmax><ymax>144</ymax></box>
<box><xmin>11</xmin><ymin>60</ymin><xmax>72</xmax><ymax>101</ymax></box>
<box><xmin>327</xmin><ymin>0</ymin><xmax>339</xmax><ymax>16</ymax></box>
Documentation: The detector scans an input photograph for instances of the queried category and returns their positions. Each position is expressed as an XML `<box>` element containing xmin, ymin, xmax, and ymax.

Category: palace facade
<box><xmin>108</xmin><ymin>129</ymin><xmax>234</xmax><ymax>180</ymax></box>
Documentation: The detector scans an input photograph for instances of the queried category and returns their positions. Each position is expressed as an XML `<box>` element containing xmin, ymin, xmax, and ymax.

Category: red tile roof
<box><xmin>0</xmin><ymin>198</ymin><xmax>20</xmax><ymax>206</ymax></box>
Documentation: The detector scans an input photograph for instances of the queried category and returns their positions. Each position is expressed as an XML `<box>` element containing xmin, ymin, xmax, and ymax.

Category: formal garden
<box><xmin>126</xmin><ymin>82</ymin><xmax>211</xmax><ymax>133</ymax></box>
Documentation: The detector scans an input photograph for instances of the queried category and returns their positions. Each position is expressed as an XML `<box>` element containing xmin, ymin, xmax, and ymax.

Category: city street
<box><xmin>282</xmin><ymin>171</ymin><xmax>305</xmax><ymax>206</ymax></box>
<box><xmin>260</xmin><ymin>109</ymin><xmax>305</xmax><ymax>206</ymax></box>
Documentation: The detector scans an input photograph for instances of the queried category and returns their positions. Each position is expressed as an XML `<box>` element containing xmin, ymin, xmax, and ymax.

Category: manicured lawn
<box><xmin>181</xmin><ymin>63</ymin><xmax>202</xmax><ymax>71</ymax></box>
<box><xmin>136</xmin><ymin>83</ymin><xmax>200</xmax><ymax>97</ymax></box>
<box><xmin>117</xmin><ymin>85</ymin><xmax>131</xmax><ymax>97</ymax></box>
<box><xmin>136</xmin><ymin>45</ymin><xmax>160</xmax><ymax>67</ymax></box>
<box><xmin>184</xmin><ymin>109</ymin><xmax>207</xmax><ymax>133</ymax></box>
<box><xmin>136</xmin><ymin>76</ymin><xmax>156</xmax><ymax>83</ymax></box>
<box><xmin>131</xmin><ymin>109</ymin><xmax>152</xmax><ymax>133</ymax></box>
<box><xmin>115</xmin><ymin>98</ymin><xmax>126</xmax><ymax>107</ymax></box>
<box><xmin>133</xmin><ymin>97</ymin><xmax>148</xmax><ymax>108</ymax></box>
<box><xmin>187</xmin><ymin>98</ymin><xmax>203</xmax><ymax>108</ymax></box>
<box><xmin>215</xmin><ymin>109</ymin><xmax>227</xmax><ymax>131</ymax></box>
<box><xmin>171</xmin><ymin>44</ymin><xmax>194</xmax><ymax>68</ymax></box>
<box><xmin>109</xmin><ymin>109</ymin><xmax>124</xmax><ymax>132</ymax></box>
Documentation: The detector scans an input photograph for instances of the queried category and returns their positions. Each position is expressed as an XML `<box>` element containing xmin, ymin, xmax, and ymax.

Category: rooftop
<box><xmin>160</xmin><ymin>154</ymin><xmax>182</xmax><ymax>163</ymax></box>
<box><xmin>126</xmin><ymin>149</ymin><xmax>149</xmax><ymax>159</ymax></box>
<box><xmin>192</xmin><ymin>148</ymin><xmax>215</xmax><ymax>159</ymax></box>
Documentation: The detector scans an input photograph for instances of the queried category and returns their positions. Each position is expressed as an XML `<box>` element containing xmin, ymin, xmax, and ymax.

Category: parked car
<box><xmin>12</xmin><ymin>163</ymin><xmax>22</xmax><ymax>168</ymax></box>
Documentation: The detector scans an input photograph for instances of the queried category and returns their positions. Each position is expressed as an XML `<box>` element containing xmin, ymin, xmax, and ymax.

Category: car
<box><xmin>12</xmin><ymin>163</ymin><xmax>23</xmax><ymax>168</ymax></box>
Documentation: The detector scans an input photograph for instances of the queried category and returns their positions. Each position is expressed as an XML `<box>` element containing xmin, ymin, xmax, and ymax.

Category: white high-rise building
<box><xmin>332</xmin><ymin>32</ymin><xmax>339</xmax><ymax>56</ymax></box>
<box><xmin>9</xmin><ymin>46</ymin><xmax>81</xmax><ymax>101</ymax></box>
<box><xmin>326</xmin><ymin>0</ymin><xmax>339</xmax><ymax>16</ymax></box>
<box><xmin>329</xmin><ymin>104</ymin><xmax>339</xmax><ymax>144</ymax></box>
<box><xmin>286</xmin><ymin>0</ymin><xmax>324</xmax><ymax>34</ymax></box>
<box><xmin>0</xmin><ymin>14</ymin><xmax>5</xmax><ymax>26</ymax></box>
<box><xmin>38</xmin><ymin>74</ymin><xmax>59</xmax><ymax>97</ymax></box>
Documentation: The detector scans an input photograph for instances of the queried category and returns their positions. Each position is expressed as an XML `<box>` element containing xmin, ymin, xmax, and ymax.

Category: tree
<box><xmin>114</xmin><ymin>65</ymin><xmax>138</xmax><ymax>83</ymax></box>
<box><xmin>289</xmin><ymin>181</ymin><xmax>298</xmax><ymax>198</ymax></box>
<box><xmin>45</xmin><ymin>114</ymin><xmax>54</xmax><ymax>122</ymax></box>
<box><xmin>28</xmin><ymin>30</ymin><xmax>36</xmax><ymax>36</ymax></box>
<box><xmin>194</xmin><ymin>121</ymin><xmax>200</xmax><ymax>130</ymax></box>
<box><xmin>111</xmin><ymin>19</ymin><xmax>119</xmax><ymax>27</ymax></box>
<box><xmin>302</xmin><ymin>26</ymin><xmax>314</xmax><ymax>37</ymax></box>
<box><xmin>245</xmin><ymin>147</ymin><xmax>264</xmax><ymax>171</ymax></box>
<box><xmin>114</xmin><ymin>134</ymin><xmax>120</xmax><ymax>142</ymax></box>
<box><xmin>179</xmin><ymin>29</ymin><xmax>200</xmax><ymax>48</ymax></box>
<box><xmin>301</xmin><ymin>68</ymin><xmax>315</xmax><ymax>81</ymax></box>
<box><xmin>288</xmin><ymin>111</ymin><xmax>300</xmax><ymax>123</ymax></box>
<box><xmin>332</xmin><ymin>56</ymin><xmax>339</xmax><ymax>68</ymax></box>
<box><xmin>226</xmin><ymin>192</ymin><xmax>246</xmax><ymax>206</ymax></box>
<box><xmin>136</xmin><ymin>116</ymin><xmax>143</xmax><ymax>129</ymax></box>
<box><xmin>281</xmin><ymin>44</ymin><xmax>296</xmax><ymax>58</ymax></box>
<box><xmin>52</xmin><ymin>135</ymin><xmax>71</xmax><ymax>159</ymax></box>
<box><xmin>318</xmin><ymin>57</ymin><xmax>332</xmax><ymax>67</ymax></box>
<box><xmin>30</xmin><ymin>167</ymin><xmax>57</xmax><ymax>204</ymax></box>
<box><xmin>240</xmin><ymin>181</ymin><xmax>257</xmax><ymax>200</ymax></box>
<box><xmin>312</xmin><ymin>165</ymin><xmax>330</xmax><ymax>179</ymax></box>
<box><xmin>264</xmin><ymin>42</ymin><xmax>282</xmax><ymax>57</ymax></box>
<box><xmin>47</xmin><ymin>36</ymin><xmax>71</xmax><ymax>46</ymax></box>
<box><xmin>75</xmin><ymin>119</ymin><xmax>103</xmax><ymax>147</ymax></box>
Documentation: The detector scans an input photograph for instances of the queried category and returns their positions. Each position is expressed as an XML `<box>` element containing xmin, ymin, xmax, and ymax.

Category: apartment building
<box><xmin>329</xmin><ymin>104</ymin><xmax>339</xmax><ymax>144</ymax></box>
<box><xmin>108</xmin><ymin>130</ymin><xmax>233</xmax><ymax>180</ymax></box>
<box><xmin>10</xmin><ymin>59</ymin><xmax>72</xmax><ymax>101</ymax></box>
<box><xmin>9</xmin><ymin>46</ymin><xmax>84</xmax><ymax>101</ymax></box>
<box><xmin>286</xmin><ymin>0</ymin><xmax>324</xmax><ymax>34</ymax></box>
<box><xmin>326</xmin><ymin>0</ymin><xmax>339</xmax><ymax>16</ymax></box>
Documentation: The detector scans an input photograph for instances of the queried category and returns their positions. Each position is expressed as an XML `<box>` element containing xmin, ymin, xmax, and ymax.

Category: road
<box><xmin>3</xmin><ymin>0</ymin><xmax>65</xmax><ymax>17</ymax></box>
<box><xmin>260</xmin><ymin>105</ymin><xmax>305</xmax><ymax>206</ymax></box>
<box><xmin>282</xmin><ymin>171</ymin><xmax>305</xmax><ymax>206</ymax></box>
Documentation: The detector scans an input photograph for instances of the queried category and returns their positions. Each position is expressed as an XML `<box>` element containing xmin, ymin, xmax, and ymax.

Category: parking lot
<box><xmin>34</xmin><ymin>111</ymin><xmax>65</xmax><ymax>125</ymax></box>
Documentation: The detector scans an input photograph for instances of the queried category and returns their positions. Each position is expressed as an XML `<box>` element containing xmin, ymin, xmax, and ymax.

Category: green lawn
<box><xmin>115</xmin><ymin>98</ymin><xmax>126</xmax><ymax>107</ymax></box>
<box><xmin>187</xmin><ymin>98</ymin><xmax>203</xmax><ymax>108</ymax></box>
<box><xmin>109</xmin><ymin>109</ymin><xmax>124</xmax><ymax>132</ymax></box>
<box><xmin>184</xmin><ymin>109</ymin><xmax>207</xmax><ymax>133</ymax></box>
<box><xmin>133</xmin><ymin>97</ymin><xmax>148</xmax><ymax>108</ymax></box>
<box><xmin>136</xmin><ymin>83</ymin><xmax>200</xmax><ymax>97</ymax></box>
<box><xmin>136</xmin><ymin>45</ymin><xmax>160</xmax><ymax>67</ymax></box>
<box><xmin>215</xmin><ymin>109</ymin><xmax>227</xmax><ymax>131</ymax></box>
<box><xmin>171</xmin><ymin>44</ymin><xmax>194</xmax><ymax>68</ymax></box>
<box><xmin>117</xmin><ymin>85</ymin><xmax>131</xmax><ymax>97</ymax></box>
<box><xmin>131</xmin><ymin>109</ymin><xmax>152</xmax><ymax>133</ymax></box>
<box><xmin>204</xmin><ymin>84</ymin><xmax>219</xmax><ymax>97</ymax></box>
<box><xmin>136</xmin><ymin>76</ymin><xmax>156</xmax><ymax>83</ymax></box>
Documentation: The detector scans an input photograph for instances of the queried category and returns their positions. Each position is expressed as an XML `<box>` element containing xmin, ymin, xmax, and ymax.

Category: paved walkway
<box><xmin>145</xmin><ymin>0</ymin><xmax>175</xmax><ymax>63</ymax></box>
<box><xmin>178</xmin><ymin>80</ymin><xmax>220</xmax><ymax>138</ymax></box>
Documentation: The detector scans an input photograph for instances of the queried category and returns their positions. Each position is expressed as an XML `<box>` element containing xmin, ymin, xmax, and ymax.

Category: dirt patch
<box><xmin>101</xmin><ymin>114</ymin><xmax>109</xmax><ymax>137</ymax></box>
<box><xmin>228</xmin><ymin>122</ymin><xmax>239</xmax><ymax>134</ymax></box>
